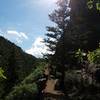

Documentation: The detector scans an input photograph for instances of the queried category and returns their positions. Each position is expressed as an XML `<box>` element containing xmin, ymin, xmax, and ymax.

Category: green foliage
<box><xmin>22</xmin><ymin>61</ymin><xmax>46</xmax><ymax>84</ymax></box>
<box><xmin>87</xmin><ymin>0</ymin><xmax>94</xmax><ymax>9</ymax></box>
<box><xmin>96</xmin><ymin>2</ymin><xmax>100</xmax><ymax>11</ymax></box>
<box><xmin>0</xmin><ymin>67</ymin><xmax>6</xmax><ymax>99</ymax></box>
<box><xmin>5</xmin><ymin>61</ymin><xmax>46</xmax><ymax>100</ymax></box>
<box><xmin>0</xmin><ymin>36</ymin><xmax>36</xmax><ymax>81</ymax></box>
<box><xmin>87</xmin><ymin>48</ymin><xmax>100</xmax><ymax>64</ymax></box>
<box><xmin>0</xmin><ymin>36</ymin><xmax>36</xmax><ymax>99</ymax></box>
<box><xmin>70</xmin><ymin>0</ymin><xmax>100</xmax><ymax>51</ymax></box>
<box><xmin>75</xmin><ymin>49</ymin><xmax>86</xmax><ymax>63</ymax></box>
<box><xmin>87</xmin><ymin>0</ymin><xmax>100</xmax><ymax>11</ymax></box>
<box><xmin>0</xmin><ymin>67</ymin><xmax>6</xmax><ymax>79</ymax></box>
<box><xmin>64</xmin><ymin>70</ymin><xmax>82</xmax><ymax>93</ymax></box>
<box><xmin>5</xmin><ymin>83</ymin><xmax>38</xmax><ymax>100</ymax></box>
<box><xmin>87</xmin><ymin>51</ymin><xmax>95</xmax><ymax>63</ymax></box>
<box><xmin>65</xmin><ymin>70</ymin><xmax>100</xmax><ymax>100</ymax></box>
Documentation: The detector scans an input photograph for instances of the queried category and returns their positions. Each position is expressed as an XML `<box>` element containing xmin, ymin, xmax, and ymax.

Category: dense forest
<box><xmin>0</xmin><ymin>0</ymin><xmax>100</xmax><ymax>100</ymax></box>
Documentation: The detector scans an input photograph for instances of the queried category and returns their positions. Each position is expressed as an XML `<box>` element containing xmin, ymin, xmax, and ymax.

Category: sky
<box><xmin>0</xmin><ymin>0</ymin><xmax>57</xmax><ymax>58</ymax></box>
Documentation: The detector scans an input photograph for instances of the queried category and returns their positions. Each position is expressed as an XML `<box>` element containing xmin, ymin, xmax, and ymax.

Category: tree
<box><xmin>70</xmin><ymin>0</ymin><xmax>100</xmax><ymax>51</ymax></box>
<box><xmin>45</xmin><ymin>0</ymin><xmax>100</xmax><ymax>66</ymax></box>
<box><xmin>44</xmin><ymin>27</ymin><xmax>60</xmax><ymax>60</ymax></box>
<box><xmin>44</xmin><ymin>0</ymin><xmax>70</xmax><ymax>91</ymax></box>
<box><xmin>44</xmin><ymin>0</ymin><xmax>70</xmax><ymax>63</ymax></box>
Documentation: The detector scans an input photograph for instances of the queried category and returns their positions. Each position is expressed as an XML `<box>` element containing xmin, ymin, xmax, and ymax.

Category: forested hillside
<box><xmin>0</xmin><ymin>36</ymin><xmax>37</xmax><ymax>99</ymax></box>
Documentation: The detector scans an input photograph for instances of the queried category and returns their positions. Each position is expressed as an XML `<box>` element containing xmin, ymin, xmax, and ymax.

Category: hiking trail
<box><xmin>42</xmin><ymin>65</ymin><xmax>65</xmax><ymax>100</ymax></box>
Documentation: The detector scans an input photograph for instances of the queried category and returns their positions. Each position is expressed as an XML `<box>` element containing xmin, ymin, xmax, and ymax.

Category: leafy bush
<box><xmin>75</xmin><ymin>49</ymin><xmax>84</xmax><ymax>63</ymax></box>
<box><xmin>64</xmin><ymin>70</ymin><xmax>82</xmax><ymax>94</ymax></box>
<box><xmin>5</xmin><ymin>83</ymin><xmax>38</xmax><ymax>100</ymax></box>
<box><xmin>5</xmin><ymin>62</ymin><xmax>46</xmax><ymax>100</ymax></box>
<box><xmin>64</xmin><ymin>70</ymin><xmax>100</xmax><ymax>100</ymax></box>
<box><xmin>87</xmin><ymin>48</ymin><xmax>100</xmax><ymax>64</ymax></box>
<box><xmin>22</xmin><ymin>62</ymin><xmax>46</xmax><ymax>84</ymax></box>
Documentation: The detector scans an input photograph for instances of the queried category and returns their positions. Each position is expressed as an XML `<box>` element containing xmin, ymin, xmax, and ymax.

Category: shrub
<box><xmin>87</xmin><ymin>48</ymin><xmax>100</xmax><ymax>64</ymax></box>
<box><xmin>5</xmin><ymin>62</ymin><xmax>47</xmax><ymax>100</ymax></box>
<box><xmin>5</xmin><ymin>83</ymin><xmax>38</xmax><ymax>100</ymax></box>
<box><xmin>64</xmin><ymin>70</ymin><xmax>82</xmax><ymax>94</ymax></box>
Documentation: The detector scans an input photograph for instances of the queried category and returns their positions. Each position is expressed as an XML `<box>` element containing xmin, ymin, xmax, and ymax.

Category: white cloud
<box><xmin>7</xmin><ymin>30</ymin><xmax>21</xmax><ymax>37</ymax></box>
<box><xmin>6</xmin><ymin>30</ymin><xmax>28</xmax><ymax>44</ymax></box>
<box><xmin>26</xmin><ymin>37</ymin><xmax>53</xmax><ymax>58</ymax></box>
<box><xmin>7</xmin><ymin>30</ymin><xmax>28</xmax><ymax>40</ymax></box>
<box><xmin>0</xmin><ymin>29</ymin><xmax>28</xmax><ymax>44</ymax></box>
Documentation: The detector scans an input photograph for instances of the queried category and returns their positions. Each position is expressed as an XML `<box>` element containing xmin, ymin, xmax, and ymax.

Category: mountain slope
<box><xmin>0</xmin><ymin>36</ymin><xmax>37</xmax><ymax>98</ymax></box>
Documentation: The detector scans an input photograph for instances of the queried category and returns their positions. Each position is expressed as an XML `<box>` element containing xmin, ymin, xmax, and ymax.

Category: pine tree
<box><xmin>44</xmin><ymin>0</ymin><xmax>70</xmax><ymax>65</ymax></box>
<box><xmin>44</xmin><ymin>0</ymin><xmax>70</xmax><ymax>91</ymax></box>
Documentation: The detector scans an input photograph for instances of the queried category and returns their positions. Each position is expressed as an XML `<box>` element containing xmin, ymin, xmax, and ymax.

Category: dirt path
<box><xmin>43</xmin><ymin>66</ymin><xmax>64</xmax><ymax>95</ymax></box>
<box><xmin>43</xmin><ymin>78</ymin><xmax>64</xmax><ymax>95</ymax></box>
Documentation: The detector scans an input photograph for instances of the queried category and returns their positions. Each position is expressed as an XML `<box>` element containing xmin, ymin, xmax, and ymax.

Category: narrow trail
<box><xmin>43</xmin><ymin>78</ymin><xmax>64</xmax><ymax>95</ymax></box>
<box><xmin>42</xmin><ymin>66</ymin><xmax>65</xmax><ymax>100</ymax></box>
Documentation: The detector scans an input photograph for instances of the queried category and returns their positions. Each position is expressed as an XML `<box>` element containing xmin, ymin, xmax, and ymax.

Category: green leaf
<box><xmin>0</xmin><ymin>68</ymin><xmax>7</xmax><ymax>79</ymax></box>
